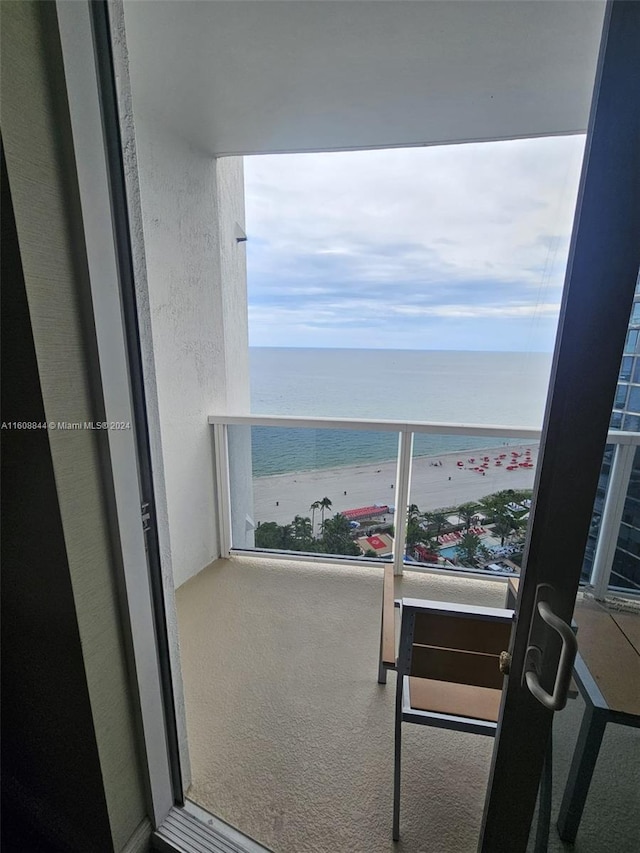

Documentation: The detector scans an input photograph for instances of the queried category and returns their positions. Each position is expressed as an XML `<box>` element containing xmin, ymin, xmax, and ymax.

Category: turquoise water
<box><xmin>438</xmin><ymin>545</ymin><xmax>460</xmax><ymax>558</ymax></box>
<box><xmin>249</xmin><ymin>348</ymin><xmax>550</xmax><ymax>476</ymax></box>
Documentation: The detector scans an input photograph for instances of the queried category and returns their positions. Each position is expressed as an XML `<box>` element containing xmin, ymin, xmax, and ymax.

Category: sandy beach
<box><xmin>252</xmin><ymin>444</ymin><xmax>539</xmax><ymax>528</ymax></box>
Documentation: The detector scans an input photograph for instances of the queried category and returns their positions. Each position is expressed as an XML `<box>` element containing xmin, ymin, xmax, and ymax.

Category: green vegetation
<box><xmin>405</xmin><ymin>504</ymin><xmax>438</xmax><ymax>558</ymax></box>
<box><xmin>320</xmin><ymin>514</ymin><xmax>360</xmax><ymax>556</ymax></box>
<box><xmin>455</xmin><ymin>532</ymin><xmax>490</xmax><ymax>565</ymax></box>
<box><xmin>319</xmin><ymin>497</ymin><xmax>333</xmax><ymax>526</ymax></box>
<box><xmin>456</xmin><ymin>501</ymin><xmax>478</xmax><ymax>530</ymax></box>
<box><xmin>255</xmin><ymin>495</ymin><xmax>356</xmax><ymax>557</ymax></box>
<box><xmin>423</xmin><ymin>510</ymin><xmax>448</xmax><ymax>538</ymax></box>
<box><xmin>404</xmin><ymin>489</ymin><xmax>532</xmax><ymax>567</ymax></box>
<box><xmin>254</xmin><ymin>488</ymin><xmax>533</xmax><ymax>567</ymax></box>
<box><xmin>477</xmin><ymin>489</ymin><xmax>531</xmax><ymax>547</ymax></box>
<box><xmin>254</xmin><ymin>521</ymin><xmax>292</xmax><ymax>550</ymax></box>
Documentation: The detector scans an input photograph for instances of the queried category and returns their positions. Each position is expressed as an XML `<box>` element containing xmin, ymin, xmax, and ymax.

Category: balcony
<box><xmin>170</xmin><ymin>416</ymin><xmax>640</xmax><ymax>852</ymax></box>
<box><xmin>175</xmin><ymin>555</ymin><xmax>639</xmax><ymax>853</ymax></box>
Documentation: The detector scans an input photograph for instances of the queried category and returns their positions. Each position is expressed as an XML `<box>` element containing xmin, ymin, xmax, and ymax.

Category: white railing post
<box><xmin>213</xmin><ymin>423</ymin><xmax>233</xmax><ymax>558</ymax></box>
<box><xmin>590</xmin><ymin>442</ymin><xmax>636</xmax><ymax>599</ymax></box>
<box><xmin>393</xmin><ymin>430</ymin><xmax>414</xmax><ymax>576</ymax></box>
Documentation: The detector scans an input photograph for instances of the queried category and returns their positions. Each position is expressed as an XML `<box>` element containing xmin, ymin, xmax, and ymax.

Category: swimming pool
<box><xmin>439</xmin><ymin>544</ymin><xmax>460</xmax><ymax>558</ymax></box>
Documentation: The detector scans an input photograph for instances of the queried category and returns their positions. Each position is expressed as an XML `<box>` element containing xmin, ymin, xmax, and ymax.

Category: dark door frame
<box><xmin>480</xmin><ymin>2</ymin><xmax>640</xmax><ymax>849</ymax></box>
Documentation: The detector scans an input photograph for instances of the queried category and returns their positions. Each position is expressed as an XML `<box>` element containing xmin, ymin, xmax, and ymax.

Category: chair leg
<box><xmin>393</xmin><ymin>674</ymin><xmax>403</xmax><ymax>841</ymax></box>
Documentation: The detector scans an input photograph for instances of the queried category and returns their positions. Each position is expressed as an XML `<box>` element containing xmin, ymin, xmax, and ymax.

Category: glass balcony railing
<box><xmin>228</xmin><ymin>424</ymin><xmax>398</xmax><ymax>562</ymax></box>
<box><xmin>407</xmin><ymin>436</ymin><xmax>539</xmax><ymax>574</ymax></box>
<box><xmin>210</xmin><ymin>414</ymin><xmax>640</xmax><ymax>592</ymax></box>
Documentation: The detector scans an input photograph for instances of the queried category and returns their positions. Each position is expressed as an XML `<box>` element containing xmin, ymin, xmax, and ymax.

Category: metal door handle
<box><xmin>524</xmin><ymin>598</ymin><xmax>578</xmax><ymax>711</ymax></box>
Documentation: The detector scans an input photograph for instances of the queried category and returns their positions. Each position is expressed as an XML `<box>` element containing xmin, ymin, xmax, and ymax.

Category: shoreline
<box><xmin>251</xmin><ymin>441</ymin><xmax>532</xmax><ymax>481</ymax></box>
<box><xmin>252</xmin><ymin>443</ymin><xmax>539</xmax><ymax>528</ymax></box>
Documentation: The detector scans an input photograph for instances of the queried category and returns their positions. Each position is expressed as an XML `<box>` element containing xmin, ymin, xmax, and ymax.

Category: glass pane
<box><xmin>610</xmin><ymin>411</ymin><xmax>623</xmax><ymax>429</ymax></box>
<box><xmin>620</xmin><ymin>356</ymin><xmax>633</xmax><ymax>381</ymax></box>
<box><xmin>609</xmin><ymin>446</ymin><xmax>640</xmax><ymax>593</ymax></box>
<box><xmin>406</xmin><ymin>435</ymin><xmax>538</xmax><ymax>575</ymax></box>
<box><xmin>584</xmin><ymin>443</ymin><xmax>640</xmax><ymax>593</ymax></box>
<box><xmin>627</xmin><ymin>386</ymin><xmax>640</xmax><ymax>413</ymax></box>
<box><xmin>582</xmin><ymin>276</ymin><xmax>640</xmax><ymax>585</ymax></box>
<box><xmin>582</xmin><ymin>445</ymin><xmax>614</xmax><ymax>581</ymax></box>
<box><xmin>229</xmin><ymin>425</ymin><xmax>398</xmax><ymax>560</ymax></box>
<box><xmin>624</xmin><ymin>329</ymin><xmax>638</xmax><ymax>354</ymax></box>
<box><xmin>615</xmin><ymin>384</ymin><xmax>628</xmax><ymax>408</ymax></box>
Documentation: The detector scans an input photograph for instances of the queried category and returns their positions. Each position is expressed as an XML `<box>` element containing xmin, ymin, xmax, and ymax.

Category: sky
<box><xmin>244</xmin><ymin>135</ymin><xmax>586</xmax><ymax>351</ymax></box>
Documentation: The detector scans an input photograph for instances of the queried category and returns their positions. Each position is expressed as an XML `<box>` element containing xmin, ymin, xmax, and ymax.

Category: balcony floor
<box><xmin>176</xmin><ymin>557</ymin><xmax>639</xmax><ymax>853</ymax></box>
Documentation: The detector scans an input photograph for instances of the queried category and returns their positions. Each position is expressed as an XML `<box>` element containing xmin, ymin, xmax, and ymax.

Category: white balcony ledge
<box><xmin>175</xmin><ymin>556</ymin><xmax>639</xmax><ymax>853</ymax></box>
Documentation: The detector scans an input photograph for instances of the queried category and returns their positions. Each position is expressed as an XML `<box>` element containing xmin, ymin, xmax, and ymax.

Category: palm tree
<box><xmin>309</xmin><ymin>500</ymin><xmax>322</xmax><ymax>536</ymax></box>
<box><xmin>457</xmin><ymin>501</ymin><xmax>479</xmax><ymax>531</ymax></box>
<box><xmin>493</xmin><ymin>513</ymin><xmax>525</xmax><ymax>547</ymax></box>
<box><xmin>292</xmin><ymin>515</ymin><xmax>313</xmax><ymax>549</ymax></box>
<box><xmin>423</xmin><ymin>510</ymin><xmax>448</xmax><ymax>538</ymax></box>
<box><xmin>319</xmin><ymin>497</ymin><xmax>333</xmax><ymax>527</ymax></box>
<box><xmin>405</xmin><ymin>515</ymin><xmax>424</xmax><ymax>558</ymax></box>
<box><xmin>320</xmin><ymin>513</ymin><xmax>359</xmax><ymax>556</ymax></box>
<box><xmin>455</xmin><ymin>532</ymin><xmax>489</xmax><ymax>566</ymax></box>
<box><xmin>407</xmin><ymin>503</ymin><xmax>422</xmax><ymax>520</ymax></box>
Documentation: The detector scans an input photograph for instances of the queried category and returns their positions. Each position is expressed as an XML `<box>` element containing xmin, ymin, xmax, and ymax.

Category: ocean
<box><xmin>249</xmin><ymin>348</ymin><xmax>551</xmax><ymax>476</ymax></box>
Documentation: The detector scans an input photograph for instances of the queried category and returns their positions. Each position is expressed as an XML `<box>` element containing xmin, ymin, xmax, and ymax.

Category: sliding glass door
<box><xmin>479</xmin><ymin>3</ymin><xmax>640</xmax><ymax>850</ymax></box>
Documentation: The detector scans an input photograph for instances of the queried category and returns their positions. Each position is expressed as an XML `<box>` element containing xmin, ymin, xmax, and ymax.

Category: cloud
<box><xmin>244</xmin><ymin>136</ymin><xmax>585</xmax><ymax>350</ymax></box>
<box><xmin>390</xmin><ymin>302</ymin><xmax>561</xmax><ymax>319</ymax></box>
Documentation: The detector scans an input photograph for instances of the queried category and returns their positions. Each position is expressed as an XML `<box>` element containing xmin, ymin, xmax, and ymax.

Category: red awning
<box><xmin>342</xmin><ymin>505</ymin><xmax>389</xmax><ymax>520</ymax></box>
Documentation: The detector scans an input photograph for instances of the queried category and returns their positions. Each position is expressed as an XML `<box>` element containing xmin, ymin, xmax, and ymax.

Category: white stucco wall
<box><xmin>217</xmin><ymin>159</ymin><xmax>255</xmax><ymax>550</ymax></box>
<box><xmin>131</xmin><ymin>109</ymin><xmax>251</xmax><ymax>587</ymax></box>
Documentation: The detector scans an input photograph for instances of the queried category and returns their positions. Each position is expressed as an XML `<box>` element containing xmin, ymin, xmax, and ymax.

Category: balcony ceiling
<box><xmin>123</xmin><ymin>0</ymin><xmax>605</xmax><ymax>156</ymax></box>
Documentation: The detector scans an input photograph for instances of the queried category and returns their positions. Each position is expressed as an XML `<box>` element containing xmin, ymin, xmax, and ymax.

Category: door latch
<box><xmin>523</xmin><ymin>584</ymin><xmax>578</xmax><ymax>711</ymax></box>
<box><xmin>499</xmin><ymin>651</ymin><xmax>511</xmax><ymax>675</ymax></box>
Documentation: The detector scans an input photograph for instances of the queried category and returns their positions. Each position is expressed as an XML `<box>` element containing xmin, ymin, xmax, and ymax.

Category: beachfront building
<box><xmin>582</xmin><ymin>271</ymin><xmax>640</xmax><ymax>593</ymax></box>
<box><xmin>3</xmin><ymin>4</ymin><xmax>639</xmax><ymax>853</ymax></box>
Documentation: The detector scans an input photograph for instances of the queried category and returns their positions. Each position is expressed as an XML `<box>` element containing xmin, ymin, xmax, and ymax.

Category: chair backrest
<box><xmin>397</xmin><ymin>599</ymin><xmax>514</xmax><ymax>691</ymax></box>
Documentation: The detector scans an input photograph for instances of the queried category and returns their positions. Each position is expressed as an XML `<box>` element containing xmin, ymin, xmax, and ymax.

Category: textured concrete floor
<box><xmin>176</xmin><ymin>558</ymin><xmax>639</xmax><ymax>853</ymax></box>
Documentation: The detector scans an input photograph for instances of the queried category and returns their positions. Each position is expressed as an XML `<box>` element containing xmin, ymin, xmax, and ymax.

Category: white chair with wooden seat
<box><xmin>391</xmin><ymin>597</ymin><xmax>514</xmax><ymax>841</ymax></box>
